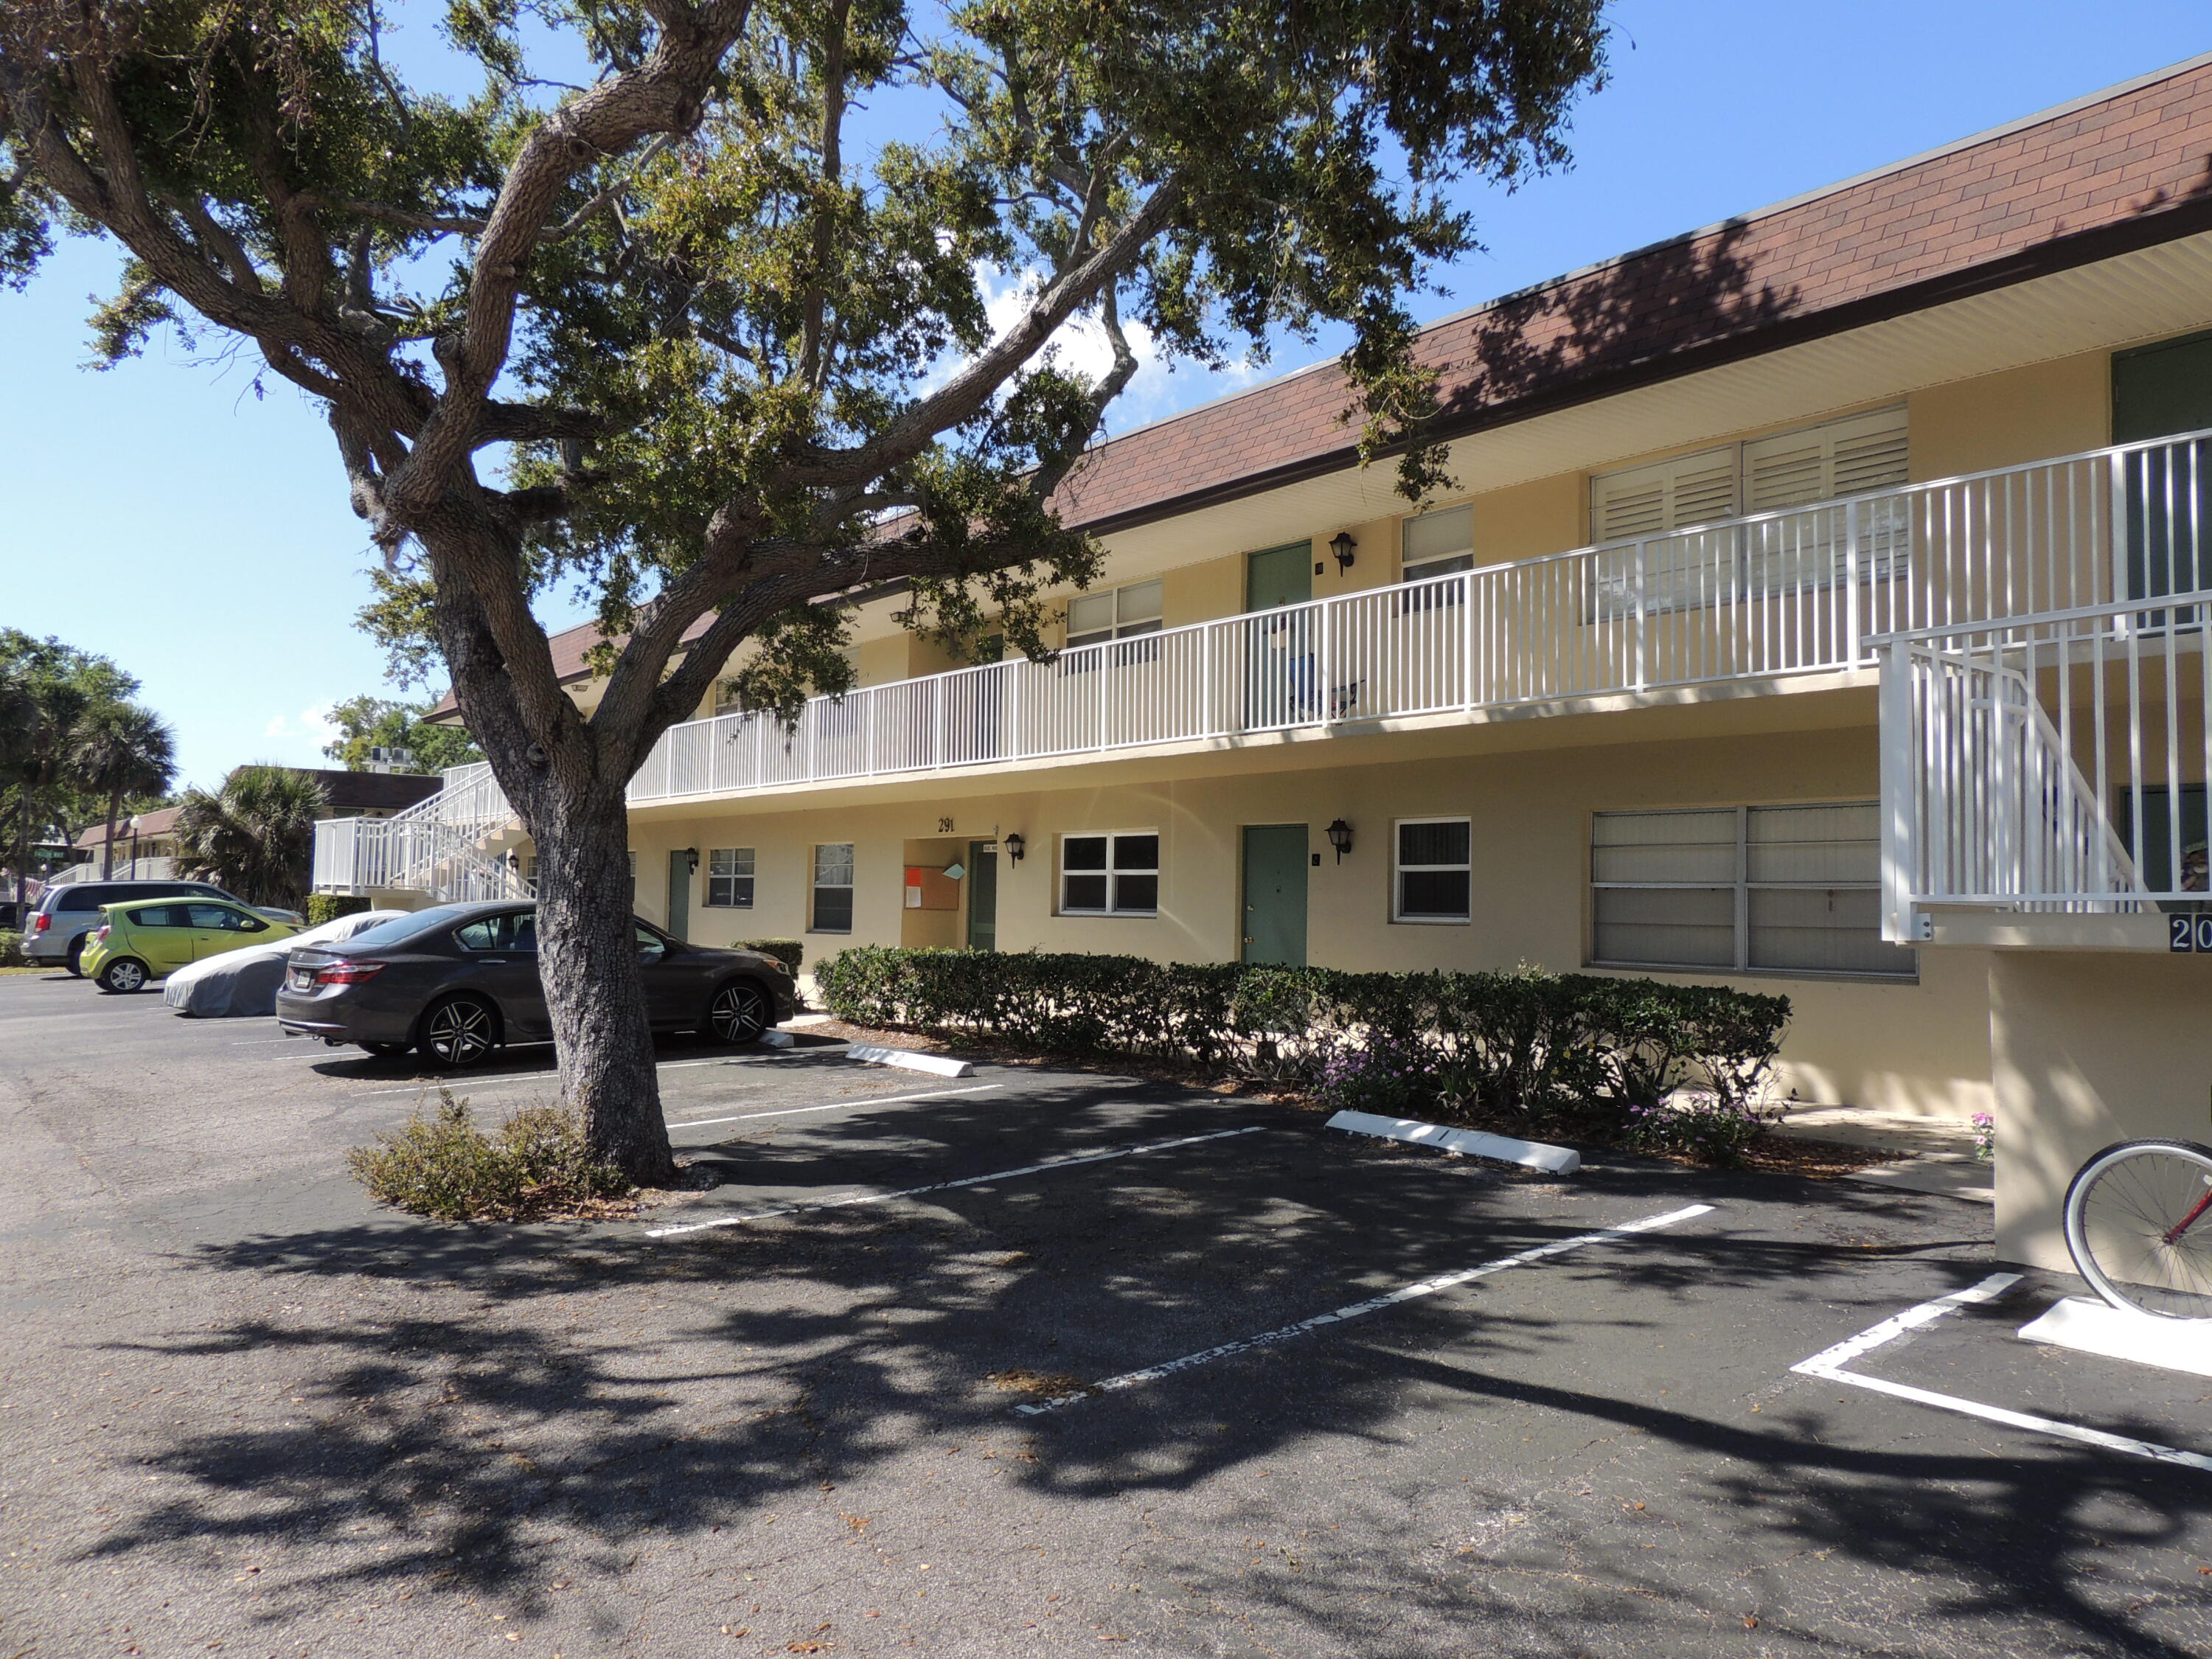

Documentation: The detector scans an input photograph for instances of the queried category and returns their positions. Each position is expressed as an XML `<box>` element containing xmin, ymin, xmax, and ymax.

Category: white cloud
<box><xmin>262</xmin><ymin>703</ymin><xmax>341</xmax><ymax>747</ymax></box>
<box><xmin>962</xmin><ymin>265</ymin><xmax>1272</xmax><ymax>436</ymax></box>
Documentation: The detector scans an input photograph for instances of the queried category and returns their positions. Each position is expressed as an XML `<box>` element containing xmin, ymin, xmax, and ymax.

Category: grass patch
<box><xmin>347</xmin><ymin>1088</ymin><xmax>636</xmax><ymax>1222</ymax></box>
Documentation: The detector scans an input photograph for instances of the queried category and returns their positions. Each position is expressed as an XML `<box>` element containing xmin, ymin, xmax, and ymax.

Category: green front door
<box><xmin>2115</xmin><ymin>332</ymin><xmax>2212</xmax><ymax>602</ymax></box>
<box><xmin>1245</xmin><ymin>542</ymin><xmax>1314</xmax><ymax>728</ymax></box>
<box><xmin>1240</xmin><ymin>824</ymin><xmax>1308</xmax><ymax>966</ymax></box>
<box><xmin>666</xmin><ymin>849</ymin><xmax>691</xmax><ymax>941</ymax></box>
<box><xmin>967</xmin><ymin>839</ymin><xmax>998</xmax><ymax>951</ymax></box>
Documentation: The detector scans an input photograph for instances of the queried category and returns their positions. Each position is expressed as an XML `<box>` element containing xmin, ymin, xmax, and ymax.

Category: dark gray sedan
<box><xmin>274</xmin><ymin>901</ymin><xmax>796</xmax><ymax>1065</ymax></box>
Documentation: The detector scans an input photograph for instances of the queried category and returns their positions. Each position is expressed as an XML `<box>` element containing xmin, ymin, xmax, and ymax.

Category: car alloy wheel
<box><xmin>709</xmin><ymin>981</ymin><xmax>771</xmax><ymax>1045</ymax></box>
<box><xmin>422</xmin><ymin>998</ymin><xmax>498</xmax><ymax>1067</ymax></box>
<box><xmin>97</xmin><ymin>957</ymin><xmax>148</xmax><ymax>994</ymax></box>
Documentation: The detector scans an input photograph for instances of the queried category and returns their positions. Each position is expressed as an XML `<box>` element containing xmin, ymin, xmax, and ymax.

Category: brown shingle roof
<box><xmin>441</xmin><ymin>55</ymin><xmax>2212</xmax><ymax>717</ymax></box>
<box><xmin>1054</xmin><ymin>55</ymin><xmax>2212</xmax><ymax>530</ymax></box>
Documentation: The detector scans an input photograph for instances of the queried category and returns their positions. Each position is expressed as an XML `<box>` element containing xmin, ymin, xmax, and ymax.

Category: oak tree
<box><xmin>1</xmin><ymin>0</ymin><xmax>1607</xmax><ymax>1181</ymax></box>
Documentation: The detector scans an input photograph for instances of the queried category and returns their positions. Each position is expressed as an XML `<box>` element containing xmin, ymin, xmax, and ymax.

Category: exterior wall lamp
<box><xmin>1326</xmin><ymin>818</ymin><xmax>1354</xmax><ymax>863</ymax></box>
<box><xmin>507</xmin><ymin>852</ymin><xmax>522</xmax><ymax>873</ymax></box>
<box><xmin>1003</xmin><ymin>832</ymin><xmax>1026</xmax><ymax>865</ymax></box>
<box><xmin>684</xmin><ymin>847</ymin><xmax>700</xmax><ymax>874</ymax></box>
<box><xmin>1329</xmin><ymin>530</ymin><xmax>1357</xmax><ymax>574</ymax></box>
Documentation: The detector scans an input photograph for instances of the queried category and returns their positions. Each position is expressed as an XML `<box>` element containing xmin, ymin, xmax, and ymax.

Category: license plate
<box><xmin>288</xmin><ymin>966</ymin><xmax>314</xmax><ymax>990</ymax></box>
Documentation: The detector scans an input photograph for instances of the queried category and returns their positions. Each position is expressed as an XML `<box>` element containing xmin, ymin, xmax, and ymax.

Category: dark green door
<box><xmin>666</xmin><ymin>849</ymin><xmax>691</xmax><ymax>942</ymax></box>
<box><xmin>1245</xmin><ymin>543</ymin><xmax>1314</xmax><ymax>728</ymax></box>
<box><xmin>2114</xmin><ymin>333</ymin><xmax>2212</xmax><ymax>603</ymax></box>
<box><xmin>967</xmin><ymin>840</ymin><xmax>998</xmax><ymax>950</ymax></box>
<box><xmin>1241</xmin><ymin>824</ymin><xmax>1308</xmax><ymax>966</ymax></box>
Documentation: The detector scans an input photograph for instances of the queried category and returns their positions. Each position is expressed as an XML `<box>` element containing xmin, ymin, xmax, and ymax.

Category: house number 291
<box><xmin>938</xmin><ymin>817</ymin><xmax>955</xmax><ymax>833</ymax></box>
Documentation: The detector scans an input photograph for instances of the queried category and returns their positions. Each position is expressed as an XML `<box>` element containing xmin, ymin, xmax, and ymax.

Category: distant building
<box><xmin>69</xmin><ymin>768</ymin><xmax>442</xmax><ymax>877</ymax></box>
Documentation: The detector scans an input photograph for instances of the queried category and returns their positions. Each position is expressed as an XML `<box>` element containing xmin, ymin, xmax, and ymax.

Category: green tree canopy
<box><xmin>321</xmin><ymin>693</ymin><xmax>485</xmax><ymax>774</ymax></box>
<box><xmin>172</xmin><ymin>765</ymin><xmax>330</xmax><ymax>910</ymax></box>
<box><xmin>1</xmin><ymin>630</ymin><xmax>143</xmax><ymax>898</ymax></box>
<box><xmin>71</xmin><ymin>699</ymin><xmax>180</xmax><ymax>876</ymax></box>
<box><xmin>1</xmin><ymin>1</ymin><xmax>1610</xmax><ymax>1180</ymax></box>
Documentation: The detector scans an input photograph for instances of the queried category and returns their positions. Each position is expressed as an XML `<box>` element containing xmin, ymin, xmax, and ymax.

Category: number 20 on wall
<box><xmin>2168</xmin><ymin>914</ymin><xmax>2212</xmax><ymax>952</ymax></box>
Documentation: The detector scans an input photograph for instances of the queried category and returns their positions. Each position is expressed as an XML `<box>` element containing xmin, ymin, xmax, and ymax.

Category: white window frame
<box><xmin>706</xmin><ymin>847</ymin><xmax>756</xmax><ymax>908</ymax></box>
<box><xmin>1588</xmin><ymin>803</ymin><xmax>1916</xmax><ymax>980</ymax></box>
<box><xmin>810</xmin><ymin>842</ymin><xmax>855</xmax><ymax>933</ymax></box>
<box><xmin>1400</xmin><ymin>503</ymin><xmax>1476</xmax><ymax>585</ymax></box>
<box><xmin>1065</xmin><ymin>580</ymin><xmax>1165</xmax><ymax>649</ymax></box>
<box><xmin>1391</xmin><ymin>817</ymin><xmax>1472</xmax><ymax>925</ymax></box>
<box><xmin>1058</xmin><ymin>830</ymin><xmax>1160</xmax><ymax>917</ymax></box>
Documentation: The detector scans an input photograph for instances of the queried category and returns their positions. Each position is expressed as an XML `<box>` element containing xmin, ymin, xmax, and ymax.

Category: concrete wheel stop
<box><xmin>2018</xmin><ymin>1297</ymin><xmax>2212</xmax><ymax>1379</ymax></box>
<box><xmin>1326</xmin><ymin>1109</ymin><xmax>1580</xmax><ymax>1175</ymax></box>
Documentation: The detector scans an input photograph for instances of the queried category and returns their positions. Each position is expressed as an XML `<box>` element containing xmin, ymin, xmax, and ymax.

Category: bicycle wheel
<box><xmin>2064</xmin><ymin>1139</ymin><xmax>2212</xmax><ymax>1320</ymax></box>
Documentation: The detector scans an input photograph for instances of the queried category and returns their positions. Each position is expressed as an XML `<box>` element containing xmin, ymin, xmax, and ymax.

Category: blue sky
<box><xmin>5</xmin><ymin>2</ymin><xmax>2209</xmax><ymax>790</ymax></box>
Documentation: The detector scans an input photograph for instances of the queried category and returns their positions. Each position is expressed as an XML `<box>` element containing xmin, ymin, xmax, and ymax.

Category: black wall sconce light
<box><xmin>1329</xmin><ymin>530</ymin><xmax>1357</xmax><ymax>574</ymax></box>
<box><xmin>1325</xmin><ymin>818</ymin><xmax>1354</xmax><ymax>863</ymax></box>
<box><xmin>507</xmin><ymin>852</ymin><xmax>522</xmax><ymax>873</ymax></box>
<box><xmin>1003</xmin><ymin>832</ymin><xmax>1026</xmax><ymax>865</ymax></box>
<box><xmin>684</xmin><ymin>846</ymin><xmax>700</xmax><ymax>874</ymax></box>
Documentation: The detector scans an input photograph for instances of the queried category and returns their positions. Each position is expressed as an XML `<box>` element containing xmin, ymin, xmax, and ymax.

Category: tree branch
<box><xmin>774</xmin><ymin>175</ymin><xmax>1182</xmax><ymax>490</ymax></box>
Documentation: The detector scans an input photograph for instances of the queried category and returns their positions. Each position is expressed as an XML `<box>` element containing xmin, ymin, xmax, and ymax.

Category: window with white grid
<box><xmin>706</xmin><ymin>848</ymin><xmax>755</xmax><ymax>908</ymax></box>
<box><xmin>1059</xmin><ymin>832</ymin><xmax>1159</xmax><ymax>916</ymax></box>
<box><xmin>811</xmin><ymin>843</ymin><xmax>855</xmax><ymax>933</ymax></box>
<box><xmin>1393</xmin><ymin>818</ymin><xmax>1472</xmax><ymax>923</ymax></box>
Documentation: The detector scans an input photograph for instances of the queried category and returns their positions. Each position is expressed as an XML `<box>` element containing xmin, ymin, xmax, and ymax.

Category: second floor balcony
<box><xmin>625</xmin><ymin>428</ymin><xmax>2212</xmax><ymax>805</ymax></box>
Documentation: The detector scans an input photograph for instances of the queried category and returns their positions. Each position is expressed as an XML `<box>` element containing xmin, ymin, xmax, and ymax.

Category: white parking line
<box><xmin>1789</xmin><ymin>1275</ymin><xmax>2212</xmax><ymax>1475</ymax></box>
<box><xmin>645</xmin><ymin>1124</ymin><xmax>1265</xmax><ymax>1239</ymax></box>
<box><xmin>347</xmin><ymin>1051</ymin><xmax>820</xmax><ymax>1096</ymax></box>
<box><xmin>667</xmin><ymin>1083</ymin><xmax>1001</xmax><ymax>1129</ymax></box>
<box><xmin>1013</xmin><ymin>1202</ymin><xmax>1715</xmax><ymax>1415</ymax></box>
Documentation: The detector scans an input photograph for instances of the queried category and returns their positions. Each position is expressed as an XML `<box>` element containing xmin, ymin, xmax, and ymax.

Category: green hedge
<box><xmin>305</xmin><ymin>893</ymin><xmax>373</xmax><ymax>928</ymax></box>
<box><xmin>815</xmin><ymin>947</ymin><xmax>1790</xmax><ymax>1119</ymax></box>
<box><xmin>736</xmin><ymin>938</ymin><xmax>803</xmax><ymax>975</ymax></box>
<box><xmin>0</xmin><ymin>931</ymin><xmax>23</xmax><ymax>967</ymax></box>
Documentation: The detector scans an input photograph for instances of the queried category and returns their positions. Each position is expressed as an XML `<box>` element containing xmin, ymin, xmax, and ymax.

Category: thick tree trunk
<box><xmin>414</xmin><ymin>505</ymin><xmax>684</xmax><ymax>1189</ymax></box>
<box><xmin>524</xmin><ymin>774</ymin><xmax>678</xmax><ymax>1186</ymax></box>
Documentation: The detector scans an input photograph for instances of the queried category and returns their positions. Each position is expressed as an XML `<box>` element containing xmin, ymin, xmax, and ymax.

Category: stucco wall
<box><xmin>1989</xmin><ymin>950</ymin><xmax>2212</xmax><ymax>1270</ymax></box>
<box><xmin>628</xmin><ymin>726</ymin><xmax>1996</xmax><ymax>1119</ymax></box>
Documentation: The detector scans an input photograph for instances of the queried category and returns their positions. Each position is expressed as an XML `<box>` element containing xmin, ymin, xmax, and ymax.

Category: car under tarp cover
<box><xmin>164</xmin><ymin>911</ymin><xmax>408</xmax><ymax>1017</ymax></box>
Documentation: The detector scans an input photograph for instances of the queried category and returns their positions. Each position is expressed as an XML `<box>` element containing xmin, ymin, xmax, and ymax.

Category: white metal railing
<box><xmin>1879</xmin><ymin>588</ymin><xmax>2212</xmax><ymax>933</ymax></box>
<box><xmin>312</xmin><ymin>763</ymin><xmax>526</xmax><ymax>900</ymax></box>
<box><xmin>42</xmin><ymin>857</ymin><xmax>175</xmax><ymax>887</ymax></box>
<box><xmin>628</xmin><ymin>427</ymin><xmax>2212</xmax><ymax>804</ymax></box>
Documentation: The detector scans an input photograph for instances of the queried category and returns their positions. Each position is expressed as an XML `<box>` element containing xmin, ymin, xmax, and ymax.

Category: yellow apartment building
<box><xmin>318</xmin><ymin>56</ymin><xmax>2212</xmax><ymax>1271</ymax></box>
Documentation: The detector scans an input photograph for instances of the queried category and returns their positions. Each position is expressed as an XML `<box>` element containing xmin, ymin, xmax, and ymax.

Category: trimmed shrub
<box><xmin>736</xmin><ymin>937</ymin><xmax>804</xmax><ymax>975</ymax></box>
<box><xmin>1312</xmin><ymin>1043</ymin><xmax>1441</xmax><ymax>1119</ymax></box>
<box><xmin>815</xmin><ymin>947</ymin><xmax>1791</xmax><ymax>1126</ymax></box>
<box><xmin>347</xmin><ymin>1089</ymin><xmax>633</xmax><ymax>1221</ymax></box>
<box><xmin>1621</xmin><ymin>1096</ymin><xmax>1767</xmax><ymax>1166</ymax></box>
<box><xmin>306</xmin><ymin>892</ymin><xmax>373</xmax><ymax>928</ymax></box>
<box><xmin>0</xmin><ymin>931</ymin><xmax>24</xmax><ymax>967</ymax></box>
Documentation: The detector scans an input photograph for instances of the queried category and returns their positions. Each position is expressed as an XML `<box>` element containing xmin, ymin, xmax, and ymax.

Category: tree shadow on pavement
<box><xmin>77</xmin><ymin>1082</ymin><xmax>2212</xmax><ymax>1656</ymax></box>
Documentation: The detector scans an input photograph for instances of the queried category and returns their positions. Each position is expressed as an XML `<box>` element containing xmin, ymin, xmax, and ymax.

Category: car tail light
<box><xmin>93</xmin><ymin>925</ymin><xmax>110</xmax><ymax>942</ymax></box>
<box><xmin>33</xmin><ymin>913</ymin><xmax>49</xmax><ymax>933</ymax></box>
<box><xmin>313</xmin><ymin>960</ymin><xmax>386</xmax><ymax>987</ymax></box>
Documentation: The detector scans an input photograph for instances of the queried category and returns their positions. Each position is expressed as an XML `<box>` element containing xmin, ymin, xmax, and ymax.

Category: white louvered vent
<box><xmin>1745</xmin><ymin>406</ymin><xmax>1908</xmax><ymax>512</ymax></box>
<box><xmin>1590</xmin><ymin>447</ymin><xmax>1738</xmax><ymax>543</ymax></box>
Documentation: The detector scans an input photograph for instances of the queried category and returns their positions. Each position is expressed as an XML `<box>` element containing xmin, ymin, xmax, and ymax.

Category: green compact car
<box><xmin>82</xmin><ymin>897</ymin><xmax>299</xmax><ymax>994</ymax></box>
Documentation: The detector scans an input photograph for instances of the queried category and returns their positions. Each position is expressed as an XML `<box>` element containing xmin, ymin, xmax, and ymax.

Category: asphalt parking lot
<box><xmin>4</xmin><ymin>969</ymin><xmax>2212</xmax><ymax>1658</ymax></box>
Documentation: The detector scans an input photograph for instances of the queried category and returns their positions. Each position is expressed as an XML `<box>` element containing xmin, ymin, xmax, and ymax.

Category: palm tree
<box><xmin>72</xmin><ymin>702</ymin><xmax>178</xmax><ymax>877</ymax></box>
<box><xmin>172</xmin><ymin>767</ymin><xmax>330</xmax><ymax>909</ymax></box>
